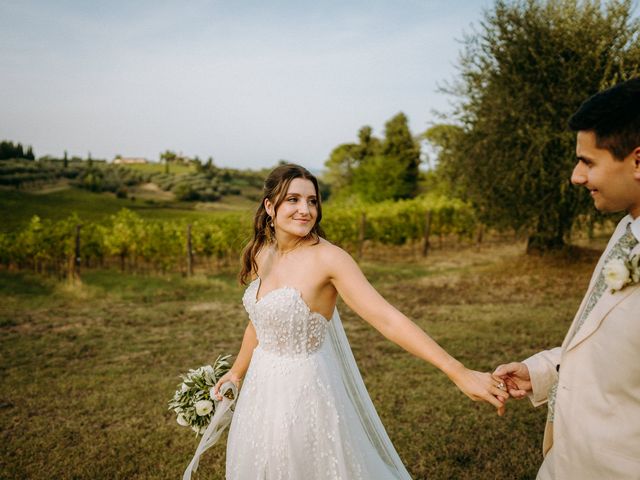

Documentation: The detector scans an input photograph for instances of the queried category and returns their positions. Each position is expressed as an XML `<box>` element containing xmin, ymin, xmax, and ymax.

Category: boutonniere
<box><xmin>604</xmin><ymin>253</ymin><xmax>640</xmax><ymax>292</ymax></box>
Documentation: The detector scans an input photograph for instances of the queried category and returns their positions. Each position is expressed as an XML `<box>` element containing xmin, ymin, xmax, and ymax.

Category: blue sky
<box><xmin>1</xmin><ymin>0</ymin><xmax>493</xmax><ymax>169</ymax></box>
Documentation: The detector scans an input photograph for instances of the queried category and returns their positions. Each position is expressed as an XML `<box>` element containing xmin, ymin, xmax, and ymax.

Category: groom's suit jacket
<box><xmin>523</xmin><ymin>215</ymin><xmax>640</xmax><ymax>480</ymax></box>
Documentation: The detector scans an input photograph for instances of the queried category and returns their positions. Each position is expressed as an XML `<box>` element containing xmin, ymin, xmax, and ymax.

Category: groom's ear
<box><xmin>633</xmin><ymin>146</ymin><xmax>640</xmax><ymax>181</ymax></box>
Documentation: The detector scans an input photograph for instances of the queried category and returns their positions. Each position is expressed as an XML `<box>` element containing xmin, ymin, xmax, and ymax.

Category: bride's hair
<box><xmin>239</xmin><ymin>164</ymin><xmax>325</xmax><ymax>284</ymax></box>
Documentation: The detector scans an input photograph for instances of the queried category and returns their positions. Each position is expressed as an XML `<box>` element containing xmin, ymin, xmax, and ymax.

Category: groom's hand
<box><xmin>493</xmin><ymin>362</ymin><xmax>532</xmax><ymax>400</ymax></box>
<box><xmin>447</xmin><ymin>366</ymin><xmax>509</xmax><ymax>416</ymax></box>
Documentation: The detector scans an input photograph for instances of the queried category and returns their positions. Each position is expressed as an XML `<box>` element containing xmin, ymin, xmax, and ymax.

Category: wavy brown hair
<box><xmin>239</xmin><ymin>164</ymin><xmax>325</xmax><ymax>284</ymax></box>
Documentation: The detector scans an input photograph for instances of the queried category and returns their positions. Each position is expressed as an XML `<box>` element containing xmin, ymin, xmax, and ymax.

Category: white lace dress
<box><xmin>225</xmin><ymin>278</ymin><xmax>411</xmax><ymax>480</ymax></box>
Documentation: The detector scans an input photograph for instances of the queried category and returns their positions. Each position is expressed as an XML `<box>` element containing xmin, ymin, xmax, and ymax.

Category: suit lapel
<box><xmin>562</xmin><ymin>282</ymin><xmax>593</xmax><ymax>349</ymax></box>
<box><xmin>566</xmin><ymin>284</ymin><xmax>638</xmax><ymax>351</ymax></box>
<box><xmin>560</xmin><ymin>241</ymin><xmax>615</xmax><ymax>350</ymax></box>
<box><xmin>563</xmin><ymin>218</ymin><xmax>635</xmax><ymax>352</ymax></box>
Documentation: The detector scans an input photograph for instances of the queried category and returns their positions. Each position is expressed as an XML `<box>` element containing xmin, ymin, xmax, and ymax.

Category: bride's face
<box><xmin>267</xmin><ymin>178</ymin><xmax>318</xmax><ymax>239</ymax></box>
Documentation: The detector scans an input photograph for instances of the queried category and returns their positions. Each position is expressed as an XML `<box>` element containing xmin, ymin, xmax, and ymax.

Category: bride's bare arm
<box><xmin>324</xmin><ymin>244</ymin><xmax>508</xmax><ymax>413</ymax></box>
<box><xmin>213</xmin><ymin>321</ymin><xmax>258</xmax><ymax>399</ymax></box>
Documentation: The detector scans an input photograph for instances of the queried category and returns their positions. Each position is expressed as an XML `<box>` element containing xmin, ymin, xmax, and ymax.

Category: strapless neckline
<box><xmin>250</xmin><ymin>277</ymin><xmax>331</xmax><ymax>322</ymax></box>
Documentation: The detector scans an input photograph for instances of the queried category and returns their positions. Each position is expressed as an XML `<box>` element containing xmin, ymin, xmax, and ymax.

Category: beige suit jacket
<box><xmin>523</xmin><ymin>215</ymin><xmax>640</xmax><ymax>480</ymax></box>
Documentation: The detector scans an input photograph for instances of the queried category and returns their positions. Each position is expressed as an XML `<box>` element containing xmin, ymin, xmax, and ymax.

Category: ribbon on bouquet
<box><xmin>183</xmin><ymin>381</ymin><xmax>238</xmax><ymax>480</ymax></box>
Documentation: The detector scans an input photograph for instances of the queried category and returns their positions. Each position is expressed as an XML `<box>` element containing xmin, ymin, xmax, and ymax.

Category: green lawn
<box><xmin>125</xmin><ymin>162</ymin><xmax>196</xmax><ymax>175</ymax></box>
<box><xmin>0</xmin><ymin>241</ymin><xmax>599</xmax><ymax>479</ymax></box>
<box><xmin>0</xmin><ymin>187</ymin><xmax>254</xmax><ymax>232</ymax></box>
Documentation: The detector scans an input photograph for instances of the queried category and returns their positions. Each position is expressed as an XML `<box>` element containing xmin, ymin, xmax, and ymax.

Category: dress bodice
<box><xmin>243</xmin><ymin>278</ymin><xmax>329</xmax><ymax>357</ymax></box>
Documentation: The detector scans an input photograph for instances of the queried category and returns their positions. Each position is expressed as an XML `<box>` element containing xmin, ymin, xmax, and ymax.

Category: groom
<box><xmin>495</xmin><ymin>77</ymin><xmax>640</xmax><ymax>479</ymax></box>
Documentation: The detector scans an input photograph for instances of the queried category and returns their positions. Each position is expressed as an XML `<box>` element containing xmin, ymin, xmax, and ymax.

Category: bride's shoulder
<box><xmin>313</xmin><ymin>238</ymin><xmax>354</xmax><ymax>265</ymax></box>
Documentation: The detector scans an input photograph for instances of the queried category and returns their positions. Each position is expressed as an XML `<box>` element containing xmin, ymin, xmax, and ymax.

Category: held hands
<box><xmin>212</xmin><ymin>371</ymin><xmax>243</xmax><ymax>401</ymax></box>
<box><xmin>492</xmin><ymin>362</ymin><xmax>532</xmax><ymax>400</ymax></box>
<box><xmin>447</xmin><ymin>364</ymin><xmax>510</xmax><ymax>416</ymax></box>
<box><xmin>453</xmin><ymin>362</ymin><xmax>533</xmax><ymax>416</ymax></box>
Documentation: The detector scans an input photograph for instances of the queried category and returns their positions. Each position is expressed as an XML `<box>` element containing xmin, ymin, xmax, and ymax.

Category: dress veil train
<box><xmin>326</xmin><ymin>308</ymin><xmax>412</xmax><ymax>479</ymax></box>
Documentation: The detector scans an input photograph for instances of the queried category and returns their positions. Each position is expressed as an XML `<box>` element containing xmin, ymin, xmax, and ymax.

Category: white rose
<box><xmin>604</xmin><ymin>259</ymin><xmax>630</xmax><ymax>291</ymax></box>
<box><xmin>177</xmin><ymin>414</ymin><xmax>189</xmax><ymax>426</ymax></box>
<box><xmin>195</xmin><ymin>399</ymin><xmax>213</xmax><ymax>416</ymax></box>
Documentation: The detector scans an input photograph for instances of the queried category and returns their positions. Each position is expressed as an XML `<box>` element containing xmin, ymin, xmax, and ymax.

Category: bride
<box><xmin>213</xmin><ymin>164</ymin><xmax>508</xmax><ymax>479</ymax></box>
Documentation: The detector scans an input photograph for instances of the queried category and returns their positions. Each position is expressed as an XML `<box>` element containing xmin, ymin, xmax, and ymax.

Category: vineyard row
<box><xmin>0</xmin><ymin>196</ymin><xmax>478</xmax><ymax>278</ymax></box>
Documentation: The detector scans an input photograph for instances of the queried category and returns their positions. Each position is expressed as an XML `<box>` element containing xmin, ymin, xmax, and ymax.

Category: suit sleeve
<box><xmin>522</xmin><ymin>347</ymin><xmax>562</xmax><ymax>407</ymax></box>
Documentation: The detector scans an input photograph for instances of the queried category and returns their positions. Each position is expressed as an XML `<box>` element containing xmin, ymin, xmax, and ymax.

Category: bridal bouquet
<box><xmin>168</xmin><ymin>354</ymin><xmax>233</xmax><ymax>436</ymax></box>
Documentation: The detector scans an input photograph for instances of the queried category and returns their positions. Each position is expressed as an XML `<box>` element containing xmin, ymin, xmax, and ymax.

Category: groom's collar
<box><xmin>629</xmin><ymin>215</ymin><xmax>640</xmax><ymax>243</ymax></box>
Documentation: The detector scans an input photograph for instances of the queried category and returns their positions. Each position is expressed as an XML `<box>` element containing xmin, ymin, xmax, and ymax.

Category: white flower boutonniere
<box><xmin>604</xmin><ymin>254</ymin><xmax>640</xmax><ymax>292</ymax></box>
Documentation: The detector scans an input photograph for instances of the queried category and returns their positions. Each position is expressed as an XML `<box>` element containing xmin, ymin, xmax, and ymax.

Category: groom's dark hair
<box><xmin>568</xmin><ymin>77</ymin><xmax>640</xmax><ymax>160</ymax></box>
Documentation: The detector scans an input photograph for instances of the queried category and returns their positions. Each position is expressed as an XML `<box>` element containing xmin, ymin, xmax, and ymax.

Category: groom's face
<box><xmin>571</xmin><ymin>131</ymin><xmax>640</xmax><ymax>218</ymax></box>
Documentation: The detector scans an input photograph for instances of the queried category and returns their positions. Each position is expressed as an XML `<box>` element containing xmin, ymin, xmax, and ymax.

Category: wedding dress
<box><xmin>225</xmin><ymin>278</ymin><xmax>412</xmax><ymax>480</ymax></box>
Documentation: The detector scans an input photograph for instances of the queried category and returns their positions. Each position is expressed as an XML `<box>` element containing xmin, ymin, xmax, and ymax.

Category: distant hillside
<box><xmin>1</xmin><ymin>157</ymin><xmax>267</xmax><ymax>200</ymax></box>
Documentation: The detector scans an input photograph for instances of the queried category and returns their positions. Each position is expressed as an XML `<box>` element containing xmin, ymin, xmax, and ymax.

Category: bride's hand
<box><xmin>212</xmin><ymin>371</ymin><xmax>242</xmax><ymax>401</ymax></box>
<box><xmin>448</xmin><ymin>366</ymin><xmax>509</xmax><ymax>416</ymax></box>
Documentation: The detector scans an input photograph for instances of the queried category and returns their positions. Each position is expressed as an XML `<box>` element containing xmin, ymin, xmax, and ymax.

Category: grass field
<box><xmin>0</xmin><ymin>240</ymin><xmax>600</xmax><ymax>479</ymax></box>
<box><xmin>125</xmin><ymin>163</ymin><xmax>197</xmax><ymax>175</ymax></box>
<box><xmin>0</xmin><ymin>187</ymin><xmax>255</xmax><ymax>233</ymax></box>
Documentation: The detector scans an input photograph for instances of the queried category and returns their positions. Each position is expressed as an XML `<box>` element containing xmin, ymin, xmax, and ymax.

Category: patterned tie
<box><xmin>546</xmin><ymin>222</ymin><xmax>638</xmax><ymax>424</ymax></box>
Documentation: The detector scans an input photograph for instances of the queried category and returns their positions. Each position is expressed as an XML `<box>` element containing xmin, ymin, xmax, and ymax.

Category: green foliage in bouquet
<box><xmin>168</xmin><ymin>355</ymin><xmax>232</xmax><ymax>436</ymax></box>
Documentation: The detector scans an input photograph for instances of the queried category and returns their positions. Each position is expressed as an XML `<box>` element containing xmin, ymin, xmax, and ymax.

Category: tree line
<box><xmin>323</xmin><ymin>0</ymin><xmax>640</xmax><ymax>253</ymax></box>
<box><xmin>425</xmin><ymin>0</ymin><xmax>640</xmax><ymax>252</ymax></box>
<box><xmin>0</xmin><ymin>141</ymin><xmax>35</xmax><ymax>160</ymax></box>
<box><xmin>324</xmin><ymin>112</ymin><xmax>421</xmax><ymax>203</ymax></box>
